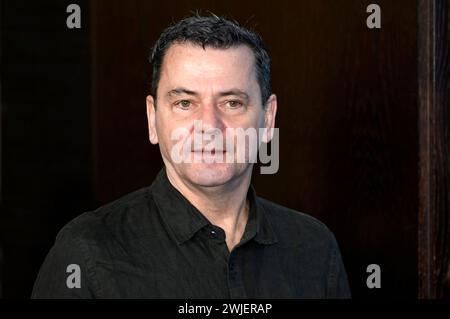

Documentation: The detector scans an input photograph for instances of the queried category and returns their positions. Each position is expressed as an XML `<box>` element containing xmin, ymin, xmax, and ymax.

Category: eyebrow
<box><xmin>166</xmin><ymin>87</ymin><xmax>250</xmax><ymax>101</ymax></box>
<box><xmin>166</xmin><ymin>88</ymin><xmax>198</xmax><ymax>97</ymax></box>
<box><xmin>218</xmin><ymin>89</ymin><xmax>249</xmax><ymax>100</ymax></box>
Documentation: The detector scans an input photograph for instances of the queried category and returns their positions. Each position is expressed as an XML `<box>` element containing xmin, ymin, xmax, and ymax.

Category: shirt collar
<box><xmin>150</xmin><ymin>167</ymin><xmax>278</xmax><ymax>246</ymax></box>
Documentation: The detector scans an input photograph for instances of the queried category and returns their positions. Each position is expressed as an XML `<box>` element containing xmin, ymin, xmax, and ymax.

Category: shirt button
<box><xmin>210</xmin><ymin>230</ymin><xmax>217</xmax><ymax>238</ymax></box>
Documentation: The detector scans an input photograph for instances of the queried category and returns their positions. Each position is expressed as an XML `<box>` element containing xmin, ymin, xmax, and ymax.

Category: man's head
<box><xmin>146</xmin><ymin>14</ymin><xmax>277</xmax><ymax>189</ymax></box>
<box><xmin>149</xmin><ymin>14</ymin><xmax>272</xmax><ymax>105</ymax></box>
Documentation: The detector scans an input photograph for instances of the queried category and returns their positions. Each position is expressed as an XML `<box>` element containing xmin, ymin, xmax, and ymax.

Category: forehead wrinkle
<box><xmin>159</xmin><ymin>44</ymin><xmax>259</xmax><ymax>100</ymax></box>
<box><xmin>166</xmin><ymin>43</ymin><xmax>254</xmax><ymax>75</ymax></box>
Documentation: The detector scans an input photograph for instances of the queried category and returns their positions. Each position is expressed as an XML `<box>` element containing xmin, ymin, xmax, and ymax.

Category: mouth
<box><xmin>192</xmin><ymin>149</ymin><xmax>226</xmax><ymax>155</ymax></box>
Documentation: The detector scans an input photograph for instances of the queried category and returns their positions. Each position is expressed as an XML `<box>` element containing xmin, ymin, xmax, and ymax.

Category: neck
<box><xmin>165</xmin><ymin>166</ymin><xmax>252</xmax><ymax>251</ymax></box>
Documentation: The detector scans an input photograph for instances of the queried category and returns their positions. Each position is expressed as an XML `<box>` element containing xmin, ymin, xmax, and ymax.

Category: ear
<box><xmin>262</xmin><ymin>94</ymin><xmax>277</xmax><ymax>143</ymax></box>
<box><xmin>146</xmin><ymin>95</ymin><xmax>159</xmax><ymax>144</ymax></box>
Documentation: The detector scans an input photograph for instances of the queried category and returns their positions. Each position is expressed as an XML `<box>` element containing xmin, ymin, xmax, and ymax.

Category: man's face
<box><xmin>146</xmin><ymin>43</ymin><xmax>276</xmax><ymax>188</ymax></box>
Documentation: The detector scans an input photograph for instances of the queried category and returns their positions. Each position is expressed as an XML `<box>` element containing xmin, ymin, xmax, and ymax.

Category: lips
<box><xmin>192</xmin><ymin>149</ymin><xmax>226</xmax><ymax>154</ymax></box>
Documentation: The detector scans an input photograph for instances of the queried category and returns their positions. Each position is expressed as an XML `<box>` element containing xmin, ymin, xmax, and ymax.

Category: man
<box><xmin>32</xmin><ymin>14</ymin><xmax>351</xmax><ymax>298</ymax></box>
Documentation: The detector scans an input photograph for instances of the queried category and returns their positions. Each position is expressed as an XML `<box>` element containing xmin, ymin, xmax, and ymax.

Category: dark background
<box><xmin>0</xmin><ymin>0</ymin><xmax>448</xmax><ymax>298</ymax></box>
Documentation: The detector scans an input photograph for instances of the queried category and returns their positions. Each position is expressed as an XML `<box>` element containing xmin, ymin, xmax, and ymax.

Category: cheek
<box><xmin>224</xmin><ymin>106</ymin><xmax>263</xmax><ymax>125</ymax></box>
<box><xmin>228</xmin><ymin>111</ymin><xmax>264</xmax><ymax>130</ymax></box>
<box><xmin>155</xmin><ymin>115</ymin><xmax>174</xmax><ymax>151</ymax></box>
<box><xmin>157</xmin><ymin>118</ymin><xmax>191</xmax><ymax>153</ymax></box>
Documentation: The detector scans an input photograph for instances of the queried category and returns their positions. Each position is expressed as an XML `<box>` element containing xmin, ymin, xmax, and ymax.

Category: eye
<box><xmin>226</xmin><ymin>100</ymin><xmax>243</xmax><ymax>108</ymax></box>
<box><xmin>175</xmin><ymin>100</ymin><xmax>192</xmax><ymax>109</ymax></box>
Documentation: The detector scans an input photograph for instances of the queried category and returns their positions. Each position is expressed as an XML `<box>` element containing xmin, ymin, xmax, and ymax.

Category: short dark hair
<box><xmin>149</xmin><ymin>14</ymin><xmax>271</xmax><ymax>105</ymax></box>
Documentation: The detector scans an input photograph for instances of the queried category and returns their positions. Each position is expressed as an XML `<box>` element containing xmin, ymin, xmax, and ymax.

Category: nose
<box><xmin>198</xmin><ymin>103</ymin><xmax>225</xmax><ymax>134</ymax></box>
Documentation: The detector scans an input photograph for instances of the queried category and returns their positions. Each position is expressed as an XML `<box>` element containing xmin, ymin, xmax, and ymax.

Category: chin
<box><xmin>182</xmin><ymin>163</ymin><xmax>242</xmax><ymax>187</ymax></box>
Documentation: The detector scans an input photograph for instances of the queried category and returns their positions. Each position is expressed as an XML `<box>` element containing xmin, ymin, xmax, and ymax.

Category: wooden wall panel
<box><xmin>417</xmin><ymin>0</ymin><xmax>450</xmax><ymax>299</ymax></box>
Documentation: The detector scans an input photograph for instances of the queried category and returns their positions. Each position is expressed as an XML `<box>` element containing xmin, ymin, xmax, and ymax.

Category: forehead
<box><xmin>158</xmin><ymin>43</ymin><xmax>257</xmax><ymax>93</ymax></box>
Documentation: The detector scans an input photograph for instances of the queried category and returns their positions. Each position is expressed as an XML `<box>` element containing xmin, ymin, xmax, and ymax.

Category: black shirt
<box><xmin>32</xmin><ymin>168</ymin><xmax>351</xmax><ymax>298</ymax></box>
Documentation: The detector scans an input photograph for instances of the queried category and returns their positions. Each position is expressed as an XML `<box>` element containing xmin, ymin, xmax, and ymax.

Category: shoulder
<box><xmin>256</xmin><ymin>196</ymin><xmax>338</xmax><ymax>249</ymax></box>
<box><xmin>256</xmin><ymin>197</ymin><xmax>351</xmax><ymax>298</ymax></box>
<box><xmin>32</xmin><ymin>187</ymin><xmax>155</xmax><ymax>298</ymax></box>
<box><xmin>55</xmin><ymin>186</ymin><xmax>155</xmax><ymax>253</ymax></box>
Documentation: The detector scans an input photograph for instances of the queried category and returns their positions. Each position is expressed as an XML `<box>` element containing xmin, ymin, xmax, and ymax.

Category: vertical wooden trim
<box><xmin>418</xmin><ymin>0</ymin><xmax>450</xmax><ymax>299</ymax></box>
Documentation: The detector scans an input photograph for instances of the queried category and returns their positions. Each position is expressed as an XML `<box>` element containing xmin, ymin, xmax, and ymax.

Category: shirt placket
<box><xmin>207</xmin><ymin>225</ymin><xmax>247</xmax><ymax>299</ymax></box>
<box><xmin>227</xmin><ymin>249</ymin><xmax>247</xmax><ymax>298</ymax></box>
